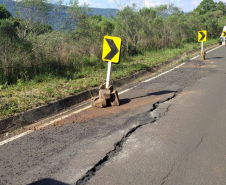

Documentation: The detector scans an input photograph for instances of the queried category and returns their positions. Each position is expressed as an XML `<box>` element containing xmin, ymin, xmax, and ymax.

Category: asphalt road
<box><xmin>1</xmin><ymin>45</ymin><xmax>226</xmax><ymax>185</ymax></box>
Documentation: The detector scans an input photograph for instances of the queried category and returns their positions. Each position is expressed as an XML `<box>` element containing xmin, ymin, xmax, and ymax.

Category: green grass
<box><xmin>0</xmin><ymin>39</ymin><xmax>218</xmax><ymax>119</ymax></box>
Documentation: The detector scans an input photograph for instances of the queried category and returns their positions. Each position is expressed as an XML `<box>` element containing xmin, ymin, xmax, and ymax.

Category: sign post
<box><xmin>106</xmin><ymin>62</ymin><xmax>112</xmax><ymax>89</ymax></box>
<box><xmin>198</xmin><ymin>30</ymin><xmax>207</xmax><ymax>60</ymax></box>
<box><xmin>201</xmin><ymin>41</ymin><xmax>204</xmax><ymax>52</ymax></box>
<box><xmin>102</xmin><ymin>36</ymin><xmax>122</xmax><ymax>89</ymax></box>
<box><xmin>92</xmin><ymin>36</ymin><xmax>122</xmax><ymax>108</ymax></box>
<box><xmin>222</xmin><ymin>31</ymin><xmax>226</xmax><ymax>45</ymax></box>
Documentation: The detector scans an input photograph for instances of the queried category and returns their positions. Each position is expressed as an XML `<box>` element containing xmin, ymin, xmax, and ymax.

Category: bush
<box><xmin>0</xmin><ymin>5</ymin><xmax>12</xmax><ymax>19</ymax></box>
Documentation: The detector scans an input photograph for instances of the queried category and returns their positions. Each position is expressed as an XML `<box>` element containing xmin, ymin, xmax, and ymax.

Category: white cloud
<box><xmin>78</xmin><ymin>0</ymin><xmax>102</xmax><ymax>7</ymax></box>
<box><xmin>143</xmin><ymin>0</ymin><xmax>178</xmax><ymax>8</ymax></box>
<box><xmin>171</xmin><ymin>0</ymin><xmax>181</xmax><ymax>2</ymax></box>
<box><xmin>144</xmin><ymin>0</ymin><xmax>160</xmax><ymax>7</ymax></box>
<box><xmin>108</xmin><ymin>0</ymin><xmax>115</xmax><ymax>3</ymax></box>
<box><xmin>191</xmin><ymin>0</ymin><xmax>201</xmax><ymax>6</ymax></box>
<box><xmin>108</xmin><ymin>0</ymin><xmax>182</xmax><ymax>9</ymax></box>
<box><xmin>78</xmin><ymin>0</ymin><xmax>93</xmax><ymax>5</ymax></box>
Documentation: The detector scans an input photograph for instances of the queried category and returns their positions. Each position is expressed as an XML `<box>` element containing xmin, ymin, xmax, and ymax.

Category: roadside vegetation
<box><xmin>0</xmin><ymin>0</ymin><xmax>224</xmax><ymax>119</ymax></box>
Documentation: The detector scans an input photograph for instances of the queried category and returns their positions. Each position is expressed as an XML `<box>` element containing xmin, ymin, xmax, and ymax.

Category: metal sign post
<box><xmin>201</xmin><ymin>41</ymin><xmax>203</xmax><ymax>52</ymax></box>
<box><xmin>92</xmin><ymin>36</ymin><xmax>122</xmax><ymax>108</ymax></box>
<box><xmin>106</xmin><ymin>62</ymin><xmax>112</xmax><ymax>89</ymax></box>
<box><xmin>222</xmin><ymin>31</ymin><xmax>226</xmax><ymax>45</ymax></box>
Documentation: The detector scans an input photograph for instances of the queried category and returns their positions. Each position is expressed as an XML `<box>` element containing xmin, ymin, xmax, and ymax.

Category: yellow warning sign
<box><xmin>198</xmin><ymin>30</ymin><xmax>207</xmax><ymax>42</ymax></box>
<box><xmin>102</xmin><ymin>36</ymin><xmax>121</xmax><ymax>64</ymax></box>
<box><xmin>222</xmin><ymin>31</ymin><xmax>226</xmax><ymax>37</ymax></box>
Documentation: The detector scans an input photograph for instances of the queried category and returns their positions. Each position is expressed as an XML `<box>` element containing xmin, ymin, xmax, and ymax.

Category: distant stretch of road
<box><xmin>1</xmin><ymin>45</ymin><xmax>226</xmax><ymax>185</ymax></box>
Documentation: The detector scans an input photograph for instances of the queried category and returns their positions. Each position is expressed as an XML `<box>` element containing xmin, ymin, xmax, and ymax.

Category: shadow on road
<box><xmin>28</xmin><ymin>178</ymin><xmax>69</xmax><ymax>185</ymax></box>
<box><xmin>130</xmin><ymin>90</ymin><xmax>177</xmax><ymax>100</ymax></box>
<box><xmin>119</xmin><ymin>90</ymin><xmax>176</xmax><ymax>105</ymax></box>
<box><xmin>120</xmin><ymin>98</ymin><xmax>131</xmax><ymax>105</ymax></box>
<box><xmin>205</xmin><ymin>57</ymin><xmax>224</xmax><ymax>60</ymax></box>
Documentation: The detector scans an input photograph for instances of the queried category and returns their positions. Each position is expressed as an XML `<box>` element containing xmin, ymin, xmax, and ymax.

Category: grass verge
<box><xmin>0</xmin><ymin>39</ymin><xmax>218</xmax><ymax>119</ymax></box>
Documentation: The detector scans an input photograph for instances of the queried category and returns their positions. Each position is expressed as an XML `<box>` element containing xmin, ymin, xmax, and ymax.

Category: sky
<box><xmin>69</xmin><ymin>0</ymin><xmax>226</xmax><ymax>12</ymax></box>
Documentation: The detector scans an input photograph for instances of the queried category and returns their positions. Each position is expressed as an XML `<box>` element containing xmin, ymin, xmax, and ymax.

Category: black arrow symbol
<box><xmin>104</xmin><ymin>39</ymin><xmax>119</xmax><ymax>60</ymax></box>
<box><xmin>223</xmin><ymin>32</ymin><xmax>226</xmax><ymax>37</ymax></box>
<box><xmin>199</xmin><ymin>32</ymin><xmax>206</xmax><ymax>41</ymax></box>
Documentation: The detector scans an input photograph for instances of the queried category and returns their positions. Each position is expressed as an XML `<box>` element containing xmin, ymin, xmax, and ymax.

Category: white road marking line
<box><xmin>206</xmin><ymin>45</ymin><xmax>223</xmax><ymax>53</ymax></box>
<box><xmin>190</xmin><ymin>45</ymin><xmax>223</xmax><ymax>60</ymax></box>
<box><xmin>0</xmin><ymin>130</ymin><xmax>33</xmax><ymax>146</ymax></box>
<box><xmin>37</xmin><ymin>105</ymin><xmax>92</xmax><ymax>129</ymax></box>
<box><xmin>144</xmin><ymin>62</ymin><xmax>186</xmax><ymax>82</ymax></box>
<box><xmin>0</xmin><ymin>44</ymin><xmax>222</xmax><ymax>146</ymax></box>
<box><xmin>0</xmin><ymin>106</ymin><xmax>92</xmax><ymax>146</ymax></box>
<box><xmin>118</xmin><ymin>88</ymin><xmax>133</xmax><ymax>95</ymax></box>
<box><xmin>190</xmin><ymin>55</ymin><xmax>199</xmax><ymax>60</ymax></box>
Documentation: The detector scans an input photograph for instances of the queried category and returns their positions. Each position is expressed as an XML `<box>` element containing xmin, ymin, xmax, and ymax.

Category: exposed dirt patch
<box><xmin>34</xmin><ymin>94</ymin><xmax>174</xmax><ymax>130</ymax></box>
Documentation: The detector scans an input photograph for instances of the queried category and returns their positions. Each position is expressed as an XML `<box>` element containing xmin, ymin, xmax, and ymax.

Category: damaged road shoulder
<box><xmin>76</xmin><ymin>91</ymin><xmax>179</xmax><ymax>185</ymax></box>
<box><xmin>75</xmin><ymin>60</ymin><xmax>219</xmax><ymax>185</ymax></box>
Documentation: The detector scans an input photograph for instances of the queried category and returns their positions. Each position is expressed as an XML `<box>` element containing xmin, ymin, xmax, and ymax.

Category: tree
<box><xmin>154</xmin><ymin>4</ymin><xmax>180</xmax><ymax>17</ymax></box>
<box><xmin>0</xmin><ymin>5</ymin><xmax>12</xmax><ymax>19</ymax></box>
<box><xmin>194</xmin><ymin>0</ymin><xmax>217</xmax><ymax>15</ymax></box>
<box><xmin>15</xmin><ymin>0</ymin><xmax>52</xmax><ymax>39</ymax></box>
<box><xmin>0</xmin><ymin>19</ymin><xmax>33</xmax><ymax>84</ymax></box>
<box><xmin>113</xmin><ymin>4</ymin><xmax>143</xmax><ymax>55</ymax></box>
<box><xmin>217</xmin><ymin>1</ymin><xmax>226</xmax><ymax>15</ymax></box>
<box><xmin>0</xmin><ymin>18</ymin><xmax>17</xmax><ymax>39</ymax></box>
<box><xmin>100</xmin><ymin>16</ymin><xmax>115</xmax><ymax>35</ymax></box>
<box><xmin>31</xmin><ymin>22</ymin><xmax>52</xmax><ymax>35</ymax></box>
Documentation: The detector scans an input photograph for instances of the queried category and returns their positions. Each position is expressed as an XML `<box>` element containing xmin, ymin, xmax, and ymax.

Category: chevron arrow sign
<box><xmin>198</xmin><ymin>30</ymin><xmax>207</xmax><ymax>42</ymax></box>
<box><xmin>102</xmin><ymin>36</ymin><xmax>122</xmax><ymax>64</ymax></box>
<box><xmin>222</xmin><ymin>31</ymin><xmax>226</xmax><ymax>37</ymax></box>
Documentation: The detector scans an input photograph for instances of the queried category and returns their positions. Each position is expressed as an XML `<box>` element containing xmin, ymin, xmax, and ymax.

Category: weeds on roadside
<box><xmin>0</xmin><ymin>39</ymin><xmax>217</xmax><ymax>119</ymax></box>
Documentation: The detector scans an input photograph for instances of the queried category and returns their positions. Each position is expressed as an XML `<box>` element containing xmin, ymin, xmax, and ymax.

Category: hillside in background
<box><xmin>0</xmin><ymin>0</ymin><xmax>119</xmax><ymax>29</ymax></box>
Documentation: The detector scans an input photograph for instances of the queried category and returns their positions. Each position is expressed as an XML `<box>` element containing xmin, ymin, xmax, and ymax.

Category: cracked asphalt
<box><xmin>87</xmin><ymin>47</ymin><xmax>226</xmax><ymax>185</ymax></box>
<box><xmin>1</xmin><ymin>45</ymin><xmax>226</xmax><ymax>185</ymax></box>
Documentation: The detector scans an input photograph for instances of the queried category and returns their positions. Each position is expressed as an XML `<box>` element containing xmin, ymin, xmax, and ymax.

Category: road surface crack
<box><xmin>160</xmin><ymin>127</ymin><xmax>205</xmax><ymax>185</ymax></box>
<box><xmin>161</xmin><ymin>161</ymin><xmax>176</xmax><ymax>185</ymax></box>
<box><xmin>75</xmin><ymin>92</ymin><xmax>179</xmax><ymax>185</ymax></box>
<box><xmin>183</xmin><ymin>133</ymin><xmax>208</xmax><ymax>179</ymax></box>
<box><xmin>195</xmin><ymin>135</ymin><xmax>204</xmax><ymax>150</ymax></box>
